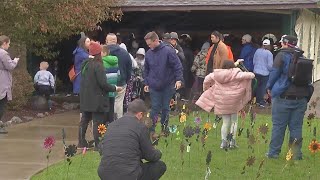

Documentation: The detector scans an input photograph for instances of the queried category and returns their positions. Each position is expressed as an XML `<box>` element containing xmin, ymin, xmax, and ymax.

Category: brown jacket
<box><xmin>205</xmin><ymin>41</ymin><xmax>229</xmax><ymax>70</ymax></box>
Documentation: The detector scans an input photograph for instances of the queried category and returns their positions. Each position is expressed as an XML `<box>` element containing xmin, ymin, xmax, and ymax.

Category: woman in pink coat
<box><xmin>196</xmin><ymin>60</ymin><xmax>254</xmax><ymax>149</ymax></box>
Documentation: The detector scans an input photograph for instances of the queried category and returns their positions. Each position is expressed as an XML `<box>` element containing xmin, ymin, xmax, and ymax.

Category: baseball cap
<box><xmin>262</xmin><ymin>39</ymin><xmax>271</xmax><ymax>46</ymax></box>
<box><xmin>163</xmin><ymin>33</ymin><xmax>171</xmax><ymax>40</ymax></box>
<box><xmin>170</xmin><ymin>32</ymin><xmax>179</xmax><ymax>40</ymax></box>
<box><xmin>279</xmin><ymin>35</ymin><xmax>298</xmax><ymax>46</ymax></box>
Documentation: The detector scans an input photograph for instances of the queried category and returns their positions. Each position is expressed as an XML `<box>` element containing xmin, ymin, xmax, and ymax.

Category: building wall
<box><xmin>295</xmin><ymin>9</ymin><xmax>320</xmax><ymax>81</ymax></box>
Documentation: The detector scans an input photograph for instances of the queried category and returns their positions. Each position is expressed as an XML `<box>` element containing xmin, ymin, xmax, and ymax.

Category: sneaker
<box><xmin>229</xmin><ymin>139</ymin><xmax>239</xmax><ymax>149</ymax></box>
<box><xmin>259</xmin><ymin>104</ymin><xmax>266</xmax><ymax>108</ymax></box>
<box><xmin>265</xmin><ymin>153</ymin><xmax>279</xmax><ymax>159</ymax></box>
<box><xmin>220</xmin><ymin>140</ymin><xmax>229</xmax><ymax>149</ymax></box>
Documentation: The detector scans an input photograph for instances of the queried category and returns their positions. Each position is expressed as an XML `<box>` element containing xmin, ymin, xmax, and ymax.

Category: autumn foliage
<box><xmin>0</xmin><ymin>0</ymin><xmax>122</xmax><ymax>57</ymax></box>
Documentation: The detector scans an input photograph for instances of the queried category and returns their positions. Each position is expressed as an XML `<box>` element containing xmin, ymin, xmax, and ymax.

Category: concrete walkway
<box><xmin>0</xmin><ymin>111</ymin><xmax>82</xmax><ymax>180</ymax></box>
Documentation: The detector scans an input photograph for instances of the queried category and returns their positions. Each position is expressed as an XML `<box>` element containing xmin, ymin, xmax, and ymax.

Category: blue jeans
<box><xmin>149</xmin><ymin>86</ymin><xmax>175</xmax><ymax>132</ymax></box>
<box><xmin>268</xmin><ymin>97</ymin><xmax>307</xmax><ymax>158</ymax></box>
<box><xmin>255</xmin><ymin>74</ymin><xmax>269</xmax><ymax>105</ymax></box>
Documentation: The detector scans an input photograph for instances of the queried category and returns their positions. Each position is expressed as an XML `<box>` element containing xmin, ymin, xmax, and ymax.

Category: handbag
<box><xmin>68</xmin><ymin>65</ymin><xmax>80</xmax><ymax>82</ymax></box>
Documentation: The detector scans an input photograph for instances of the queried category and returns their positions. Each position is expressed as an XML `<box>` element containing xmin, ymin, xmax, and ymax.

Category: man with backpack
<box><xmin>265</xmin><ymin>35</ymin><xmax>314</xmax><ymax>160</ymax></box>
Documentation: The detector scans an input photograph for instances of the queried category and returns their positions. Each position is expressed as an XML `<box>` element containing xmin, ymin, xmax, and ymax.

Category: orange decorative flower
<box><xmin>98</xmin><ymin>124</ymin><xmax>107</xmax><ymax>135</ymax></box>
<box><xmin>308</xmin><ymin>139</ymin><xmax>320</xmax><ymax>153</ymax></box>
<box><xmin>204</xmin><ymin>122</ymin><xmax>212</xmax><ymax>131</ymax></box>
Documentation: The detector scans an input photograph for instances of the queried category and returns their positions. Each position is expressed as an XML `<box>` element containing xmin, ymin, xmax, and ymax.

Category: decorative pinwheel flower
<box><xmin>183</xmin><ymin>126</ymin><xmax>195</xmax><ymax>138</ymax></box>
<box><xmin>308</xmin><ymin>139</ymin><xmax>320</xmax><ymax>153</ymax></box>
<box><xmin>98</xmin><ymin>124</ymin><xmax>107</xmax><ymax>135</ymax></box>
<box><xmin>258</xmin><ymin>124</ymin><xmax>269</xmax><ymax>135</ymax></box>
<box><xmin>179</xmin><ymin>112</ymin><xmax>187</xmax><ymax>123</ymax></box>
<box><xmin>204</xmin><ymin>122</ymin><xmax>212</xmax><ymax>131</ymax></box>
<box><xmin>168</xmin><ymin>125</ymin><xmax>177</xmax><ymax>134</ymax></box>
<box><xmin>246</xmin><ymin>156</ymin><xmax>256</xmax><ymax>167</ymax></box>
<box><xmin>194</xmin><ymin>117</ymin><xmax>201</xmax><ymax>125</ymax></box>
<box><xmin>65</xmin><ymin>144</ymin><xmax>77</xmax><ymax>157</ymax></box>
<box><xmin>43</xmin><ymin>136</ymin><xmax>55</xmax><ymax>150</ymax></box>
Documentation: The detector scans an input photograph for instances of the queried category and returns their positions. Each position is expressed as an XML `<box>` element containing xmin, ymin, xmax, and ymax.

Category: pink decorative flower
<box><xmin>43</xmin><ymin>136</ymin><xmax>55</xmax><ymax>150</ymax></box>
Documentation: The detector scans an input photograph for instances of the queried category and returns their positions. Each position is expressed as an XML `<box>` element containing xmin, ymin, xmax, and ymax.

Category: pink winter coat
<box><xmin>196</xmin><ymin>68</ymin><xmax>254</xmax><ymax>115</ymax></box>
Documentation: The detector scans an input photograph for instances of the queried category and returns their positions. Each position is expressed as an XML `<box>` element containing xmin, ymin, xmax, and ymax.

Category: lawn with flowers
<box><xmin>32</xmin><ymin>104</ymin><xmax>320</xmax><ymax>180</ymax></box>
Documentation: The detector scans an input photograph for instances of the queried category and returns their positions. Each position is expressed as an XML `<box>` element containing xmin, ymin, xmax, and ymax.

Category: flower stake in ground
<box><xmin>205</xmin><ymin>150</ymin><xmax>212</xmax><ymax>180</ymax></box>
<box><xmin>65</xmin><ymin>144</ymin><xmax>77</xmax><ymax>179</ymax></box>
<box><xmin>43</xmin><ymin>136</ymin><xmax>55</xmax><ymax>174</ymax></box>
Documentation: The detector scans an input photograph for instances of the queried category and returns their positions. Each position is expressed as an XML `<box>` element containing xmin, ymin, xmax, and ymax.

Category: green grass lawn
<box><xmin>32</xmin><ymin>112</ymin><xmax>320</xmax><ymax>180</ymax></box>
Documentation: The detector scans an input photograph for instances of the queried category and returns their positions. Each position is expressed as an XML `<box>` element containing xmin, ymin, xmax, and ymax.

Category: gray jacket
<box><xmin>0</xmin><ymin>48</ymin><xmax>18</xmax><ymax>101</ymax></box>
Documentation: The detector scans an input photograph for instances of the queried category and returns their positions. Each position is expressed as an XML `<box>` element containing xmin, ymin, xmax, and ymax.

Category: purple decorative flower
<box><xmin>194</xmin><ymin>117</ymin><xmax>201</xmax><ymax>125</ymax></box>
<box><xmin>43</xmin><ymin>136</ymin><xmax>55</xmax><ymax>150</ymax></box>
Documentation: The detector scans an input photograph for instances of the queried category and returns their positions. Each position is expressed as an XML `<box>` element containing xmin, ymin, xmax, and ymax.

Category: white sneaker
<box><xmin>230</xmin><ymin>139</ymin><xmax>239</xmax><ymax>148</ymax></box>
<box><xmin>220</xmin><ymin>140</ymin><xmax>229</xmax><ymax>149</ymax></box>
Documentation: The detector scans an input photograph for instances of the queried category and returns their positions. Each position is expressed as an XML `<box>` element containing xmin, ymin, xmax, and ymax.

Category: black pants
<box><xmin>105</xmin><ymin>97</ymin><xmax>115</xmax><ymax>124</ymax></box>
<box><xmin>78</xmin><ymin>112</ymin><xmax>106</xmax><ymax>148</ymax></box>
<box><xmin>0</xmin><ymin>96</ymin><xmax>8</xmax><ymax>121</ymax></box>
<box><xmin>139</xmin><ymin>161</ymin><xmax>167</xmax><ymax>180</ymax></box>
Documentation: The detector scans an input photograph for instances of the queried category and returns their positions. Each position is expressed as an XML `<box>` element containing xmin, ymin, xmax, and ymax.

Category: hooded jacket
<box><xmin>108</xmin><ymin>44</ymin><xmax>132</xmax><ymax>86</ymax></box>
<box><xmin>144</xmin><ymin>42</ymin><xmax>183</xmax><ymax>90</ymax></box>
<box><xmin>239</xmin><ymin>43</ymin><xmax>257</xmax><ymax>72</ymax></box>
<box><xmin>196</xmin><ymin>68</ymin><xmax>254</xmax><ymax>115</ymax></box>
<box><xmin>102</xmin><ymin>56</ymin><xmax>119</xmax><ymax>97</ymax></box>
<box><xmin>72</xmin><ymin>47</ymin><xmax>89</xmax><ymax>94</ymax></box>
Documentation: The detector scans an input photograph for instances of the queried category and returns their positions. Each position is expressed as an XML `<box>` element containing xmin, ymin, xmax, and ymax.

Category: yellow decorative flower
<box><xmin>98</xmin><ymin>124</ymin><xmax>107</xmax><ymax>135</ymax></box>
<box><xmin>180</xmin><ymin>112</ymin><xmax>187</xmax><ymax>123</ymax></box>
<box><xmin>308</xmin><ymin>139</ymin><xmax>320</xmax><ymax>153</ymax></box>
<box><xmin>182</xmin><ymin>104</ymin><xmax>186</xmax><ymax>110</ymax></box>
<box><xmin>286</xmin><ymin>149</ymin><xmax>293</xmax><ymax>161</ymax></box>
<box><xmin>204</xmin><ymin>122</ymin><xmax>212</xmax><ymax>131</ymax></box>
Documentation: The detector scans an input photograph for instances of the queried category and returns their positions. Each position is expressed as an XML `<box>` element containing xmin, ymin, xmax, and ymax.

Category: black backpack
<box><xmin>288</xmin><ymin>50</ymin><xmax>313</xmax><ymax>86</ymax></box>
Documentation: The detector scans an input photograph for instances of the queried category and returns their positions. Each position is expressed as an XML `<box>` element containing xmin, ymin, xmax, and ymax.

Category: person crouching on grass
<box><xmin>34</xmin><ymin>61</ymin><xmax>55</xmax><ymax>110</ymax></box>
<box><xmin>196</xmin><ymin>60</ymin><xmax>255</xmax><ymax>149</ymax></box>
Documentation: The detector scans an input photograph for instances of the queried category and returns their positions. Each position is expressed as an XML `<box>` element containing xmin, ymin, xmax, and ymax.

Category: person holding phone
<box><xmin>0</xmin><ymin>35</ymin><xmax>19</xmax><ymax>134</ymax></box>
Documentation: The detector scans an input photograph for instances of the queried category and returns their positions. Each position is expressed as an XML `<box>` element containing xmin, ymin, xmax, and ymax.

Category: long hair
<box><xmin>92</xmin><ymin>54</ymin><xmax>103</xmax><ymax>64</ymax></box>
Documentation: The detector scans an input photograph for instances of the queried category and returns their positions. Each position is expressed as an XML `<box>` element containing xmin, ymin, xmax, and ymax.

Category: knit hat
<box><xmin>89</xmin><ymin>42</ymin><xmax>102</xmax><ymax>56</ymax></box>
<box><xmin>127</xmin><ymin>99</ymin><xmax>147</xmax><ymax>113</ymax></box>
<box><xmin>242</xmin><ymin>34</ymin><xmax>252</xmax><ymax>43</ymax></box>
<box><xmin>136</xmin><ymin>48</ymin><xmax>145</xmax><ymax>56</ymax></box>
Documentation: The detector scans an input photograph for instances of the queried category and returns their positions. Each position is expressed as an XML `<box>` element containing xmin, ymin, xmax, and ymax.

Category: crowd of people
<box><xmin>0</xmin><ymin>29</ymin><xmax>314</xmax><ymax>179</ymax></box>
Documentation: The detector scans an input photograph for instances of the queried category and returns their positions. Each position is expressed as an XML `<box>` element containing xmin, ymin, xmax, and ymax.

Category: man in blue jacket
<box><xmin>266</xmin><ymin>35</ymin><xmax>312</xmax><ymax>160</ymax></box>
<box><xmin>106</xmin><ymin>33</ymin><xmax>132</xmax><ymax>119</ymax></box>
<box><xmin>143</xmin><ymin>31</ymin><xmax>183</xmax><ymax>138</ymax></box>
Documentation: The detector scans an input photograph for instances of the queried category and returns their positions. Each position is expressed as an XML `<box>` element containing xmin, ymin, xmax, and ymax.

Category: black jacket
<box><xmin>80</xmin><ymin>59</ymin><xmax>116</xmax><ymax>112</ymax></box>
<box><xmin>98</xmin><ymin>114</ymin><xmax>162</xmax><ymax>180</ymax></box>
<box><xmin>108</xmin><ymin>44</ymin><xmax>132</xmax><ymax>86</ymax></box>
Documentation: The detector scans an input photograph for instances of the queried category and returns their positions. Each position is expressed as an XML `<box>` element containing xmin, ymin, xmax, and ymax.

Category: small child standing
<box><xmin>34</xmin><ymin>61</ymin><xmax>55</xmax><ymax>110</ymax></box>
<box><xmin>196</xmin><ymin>60</ymin><xmax>255</xmax><ymax>149</ymax></box>
<box><xmin>101</xmin><ymin>45</ymin><xmax>119</xmax><ymax>123</ymax></box>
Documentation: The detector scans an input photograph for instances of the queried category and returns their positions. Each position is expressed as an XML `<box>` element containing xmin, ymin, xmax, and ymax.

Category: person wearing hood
<box><xmin>79</xmin><ymin>42</ymin><xmax>122</xmax><ymax>150</ymax></box>
<box><xmin>191</xmin><ymin>42</ymin><xmax>210</xmax><ymax>98</ymax></box>
<box><xmin>72</xmin><ymin>36</ymin><xmax>91</xmax><ymax>95</ymax></box>
<box><xmin>196</xmin><ymin>60</ymin><xmax>255</xmax><ymax>149</ymax></box>
<box><xmin>144</xmin><ymin>31</ymin><xmax>183</xmax><ymax>139</ymax></box>
<box><xmin>106</xmin><ymin>33</ymin><xmax>132</xmax><ymax>119</ymax></box>
<box><xmin>134</xmin><ymin>48</ymin><xmax>146</xmax><ymax>100</ymax></box>
<box><xmin>239</xmin><ymin>34</ymin><xmax>257</xmax><ymax>72</ymax></box>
